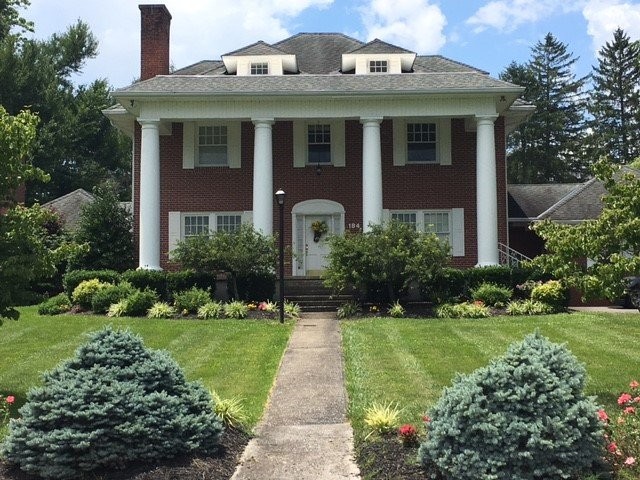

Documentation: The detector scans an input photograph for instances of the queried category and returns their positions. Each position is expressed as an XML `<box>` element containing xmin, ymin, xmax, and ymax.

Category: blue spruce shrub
<box><xmin>2</xmin><ymin>327</ymin><xmax>223</xmax><ymax>479</ymax></box>
<box><xmin>418</xmin><ymin>332</ymin><xmax>603</xmax><ymax>480</ymax></box>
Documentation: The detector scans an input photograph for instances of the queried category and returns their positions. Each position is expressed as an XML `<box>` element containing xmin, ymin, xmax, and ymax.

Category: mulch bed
<box><xmin>355</xmin><ymin>435</ymin><xmax>443</xmax><ymax>480</ymax></box>
<box><xmin>0</xmin><ymin>427</ymin><xmax>250</xmax><ymax>480</ymax></box>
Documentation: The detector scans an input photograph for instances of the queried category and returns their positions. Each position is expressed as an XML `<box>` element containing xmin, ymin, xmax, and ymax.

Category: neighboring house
<box><xmin>104</xmin><ymin>4</ymin><xmax>532</xmax><ymax>274</ymax></box>
<box><xmin>42</xmin><ymin>189</ymin><xmax>96</xmax><ymax>230</ymax></box>
<box><xmin>42</xmin><ymin>188</ymin><xmax>133</xmax><ymax>231</ymax></box>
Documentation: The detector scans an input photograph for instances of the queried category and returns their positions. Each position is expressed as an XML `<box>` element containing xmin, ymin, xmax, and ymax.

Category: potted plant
<box><xmin>311</xmin><ymin>220</ymin><xmax>328</xmax><ymax>242</ymax></box>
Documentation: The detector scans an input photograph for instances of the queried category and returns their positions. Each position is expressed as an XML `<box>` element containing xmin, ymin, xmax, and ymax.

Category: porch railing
<box><xmin>498</xmin><ymin>243</ymin><xmax>532</xmax><ymax>268</ymax></box>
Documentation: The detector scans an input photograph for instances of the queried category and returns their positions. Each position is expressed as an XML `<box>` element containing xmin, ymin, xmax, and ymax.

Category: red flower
<box><xmin>608</xmin><ymin>442</ymin><xmax>618</xmax><ymax>454</ymax></box>
<box><xmin>597</xmin><ymin>409</ymin><xmax>609</xmax><ymax>422</ymax></box>
<box><xmin>624</xmin><ymin>406</ymin><xmax>635</xmax><ymax>415</ymax></box>
<box><xmin>630</xmin><ymin>380</ymin><xmax>639</xmax><ymax>389</ymax></box>
<box><xmin>618</xmin><ymin>393</ymin><xmax>633</xmax><ymax>405</ymax></box>
<box><xmin>5</xmin><ymin>396</ymin><xmax>14</xmax><ymax>404</ymax></box>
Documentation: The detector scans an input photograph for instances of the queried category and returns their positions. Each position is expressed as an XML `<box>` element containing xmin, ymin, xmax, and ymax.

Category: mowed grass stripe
<box><xmin>341</xmin><ymin>312</ymin><xmax>640</xmax><ymax>438</ymax></box>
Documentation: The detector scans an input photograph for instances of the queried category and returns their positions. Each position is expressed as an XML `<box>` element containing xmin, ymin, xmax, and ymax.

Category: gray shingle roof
<box><xmin>273</xmin><ymin>33</ymin><xmax>363</xmax><ymax>74</ymax></box>
<box><xmin>223</xmin><ymin>40</ymin><xmax>287</xmax><ymax>57</ymax></box>
<box><xmin>508</xmin><ymin>184</ymin><xmax>581</xmax><ymax>219</ymax></box>
<box><xmin>42</xmin><ymin>188</ymin><xmax>95</xmax><ymax>230</ymax></box>
<box><xmin>115</xmin><ymin>71</ymin><xmax>521</xmax><ymax>96</ymax></box>
<box><xmin>413</xmin><ymin>55</ymin><xmax>488</xmax><ymax>74</ymax></box>
<box><xmin>346</xmin><ymin>38</ymin><xmax>413</xmax><ymax>55</ymax></box>
<box><xmin>172</xmin><ymin>60</ymin><xmax>225</xmax><ymax>76</ymax></box>
<box><xmin>537</xmin><ymin>179</ymin><xmax>605</xmax><ymax>221</ymax></box>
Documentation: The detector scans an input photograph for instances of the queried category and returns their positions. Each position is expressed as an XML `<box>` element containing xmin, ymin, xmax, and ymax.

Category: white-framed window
<box><xmin>250</xmin><ymin>62</ymin><xmax>269</xmax><ymax>75</ymax></box>
<box><xmin>390</xmin><ymin>212</ymin><xmax>417</xmax><ymax>230</ymax></box>
<box><xmin>387</xmin><ymin>208</ymin><xmax>464</xmax><ymax>256</ymax></box>
<box><xmin>424</xmin><ymin>211</ymin><xmax>450</xmax><ymax>242</ymax></box>
<box><xmin>307</xmin><ymin>124</ymin><xmax>332</xmax><ymax>164</ymax></box>
<box><xmin>181</xmin><ymin>212</ymin><xmax>243</xmax><ymax>239</ymax></box>
<box><xmin>407</xmin><ymin>123</ymin><xmax>437</xmax><ymax>163</ymax></box>
<box><xmin>369</xmin><ymin>60</ymin><xmax>388</xmax><ymax>73</ymax></box>
<box><xmin>197</xmin><ymin>125</ymin><xmax>228</xmax><ymax>166</ymax></box>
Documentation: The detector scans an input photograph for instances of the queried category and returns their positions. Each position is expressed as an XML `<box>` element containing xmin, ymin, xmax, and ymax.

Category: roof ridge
<box><xmin>537</xmin><ymin>179</ymin><xmax>596</xmax><ymax>220</ymax></box>
<box><xmin>222</xmin><ymin>40</ymin><xmax>287</xmax><ymax>57</ymax></box>
<box><xmin>42</xmin><ymin>188</ymin><xmax>94</xmax><ymax>207</ymax></box>
<box><xmin>273</xmin><ymin>32</ymin><xmax>363</xmax><ymax>44</ymax></box>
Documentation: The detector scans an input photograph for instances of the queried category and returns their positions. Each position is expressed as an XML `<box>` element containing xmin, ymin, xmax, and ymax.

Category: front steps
<box><xmin>283</xmin><ymin>278</ymin><xmax>352</xmax><ymax>312</ymax></box>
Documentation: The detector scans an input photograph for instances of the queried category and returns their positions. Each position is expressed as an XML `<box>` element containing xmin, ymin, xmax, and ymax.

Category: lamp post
<box><xmin>275</xmin><ymin>189</ymin><xmax>286</xmax><ymax>323</ymax></box>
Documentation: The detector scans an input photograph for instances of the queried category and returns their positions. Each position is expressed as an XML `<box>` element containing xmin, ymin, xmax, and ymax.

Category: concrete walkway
<box><xmin>231</xmin><ymin>312</ymin><xmax>361</xmax><ymax>480</ymax></box>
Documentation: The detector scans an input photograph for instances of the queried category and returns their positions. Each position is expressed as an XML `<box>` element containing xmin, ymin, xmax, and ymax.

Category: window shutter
<box><xmin>241</xmin><ymin>210</ymin><xmax>253</xmax><ymax>225</ymax></box>
<box><xmin>228</xmin><ymin>122</ymin><xmax>241</xmax><ymax>169</ymax></box>
<box><xmin>293</xmin><ymin>121</ymin><xmax>306</xmax><ymax>168</ymax></box>
<box><xmin>331</xmin><ymin>120</ymin><xmax>345</xmax><ymax>167</ymax></box>
<box><xmin>168</xmin><ymin>211</ymin><xmax>181</xmax><ymax>256</ymax></box>
<box><xmin>182</xmin><ymin>123</ymin><xmax>195</xmax><ymax>169</ymax></box>
<box><xmin>392</xmin><ymin>119</ymin><xmax>406</xmax><ymax>166</ymax></box>
<box><xmin>382</xmin><ymin>209</ymin><xmax>390</xmax><ymax>223</ymax></box>
<box><xmin>451</xmin><ymin>208</ymin><xmax>464</xmax><ymax>257</ymax></box>
<box><xmin>439</xmin><ymin>119</ymin><xmax>452</xmax><ymax>166</ymax></box>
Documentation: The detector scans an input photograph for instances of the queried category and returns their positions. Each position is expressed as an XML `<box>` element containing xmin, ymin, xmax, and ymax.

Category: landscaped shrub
<box><xmin>364</xmin><ymin>402</ymin><xmax>401</xmax><ymax>438</ymax></box>
<box><xmin>147</xmin><ymin>302</ymin><xmax>176</xmax><ymax>319</ymax></box>
<box><xmin>337</xmin><ymin>301</ymin><xmax>361</xmax><ymax>319</ymax></box>
<box><xmin>418</xmin><ymin>332</ymin><xmax>603</xmax><ymax>480</ymax></box>
<box><xmin>422</xmin><ymin>267</ymin><xmax>467</xmax><ymax>304</ymax></box>
<box><xmin>37</xmin><ymin>294</ymin><xmax>72</xmax><ymax>316</ymax></box>
<box><xmin>107</xmin><ymin>300</ymin><xmax>127</xmax><ymax>318</ymax></box>
<box><xmin>388</xmin><ymin>300</ymin><xmax>406</xmax><ymax>318</ymax></box>
<box><xmin>1</xmin><ymin>327</ymin><xmax>223</xmax><ymax>479</ymax></box>
<box><xmin>197</xmin><ymin>301</ymin><xmax>224</xmax><ymax>320</ymax></box>
<box><xmin>435</xmin><ymin>302</ymin><xmax>490</xmax><ymax>319</ymax></box>
<box><xmin>284</xmin><ymin>301</ymin><xmax>301</xmax><ymax>319</ymax></box>
<box><xmin>224</xmin><ymin>301</ymin><xmax>248</xmax><ymax>319</ymax></box>
<box><xmin>121</xmin><ymin>289</ymin><xmax>159</xmax><ymax>317</ymax></box>
<box><xmin>71</xmin><ymin>279</ymin><xmax>111</xmax><ymax>310</ymax></box>
<box><xmin>166</xmin><ymin>270</ymin><xmax>217</xmax><ymax>299</ymax></box>
<box><xmin>506</xmin><ymin>299</ymin><xmax>554</xmax><ymax>316</ymax></box>
<box><xmin>471</xmin><ymin>282</ymin><xmax>513</xmax><ymax>307</ymax></box>
<box><xmin>531</xmin><ymin>279</ymin><xmax>568</xmax><ymax>312</ymax></box>
<box><xmin>232</xmin><ymin>272</ymin><xmax>276</xmax><ymax>302</ymax></box>
<box><xmin>91</xmin><ymin>281</ymin><xmax>136</xmax><ymax>314</ymax></box>
<box><xmin>63</xmin><ymin>269</ymin><xmax>120</xmax><ymax>296</ymax></box>
<box><xmin>173</xmin><ymin>287</ymin><xmax>212</xmax><ymax>315</ymax></box>
<box><xmin>121</xmin><ymin>269</ymin><xmax>167</xmax><ymax>299</ymax></box>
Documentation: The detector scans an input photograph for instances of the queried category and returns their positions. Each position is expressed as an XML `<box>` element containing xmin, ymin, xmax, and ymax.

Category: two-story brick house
<box><xmin>104</xmin><ymin>4</ymin><xmax>531</xmax><ymax>275</ymax></box>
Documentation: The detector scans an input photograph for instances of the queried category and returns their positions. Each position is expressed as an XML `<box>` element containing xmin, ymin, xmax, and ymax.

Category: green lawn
<box><xmin>342</xmin><ymin>312</ymin><xmax>640</xmax><ymax>438</ymax></box>
<box><xmin>0</xmin><ymin>306</ymin><xmax>293</xmax><ymax>428</ymax></box>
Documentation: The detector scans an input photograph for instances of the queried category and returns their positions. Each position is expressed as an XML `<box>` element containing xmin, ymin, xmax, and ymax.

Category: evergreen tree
<box><xmin>587</xmin><ymin>28</ymin><xmax>640</xmax><ymax>164</ymax></box>
<box><xmin>501</xmin><ymin>33</ymin><xmax>589</xmax><ymax>183</ymax></box>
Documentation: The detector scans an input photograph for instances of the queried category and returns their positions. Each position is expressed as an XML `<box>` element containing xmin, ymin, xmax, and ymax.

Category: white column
<box><xmin>138</xmin><ymin>119</ymin><xmax>162</xmax><ymax>270</ymax></box>
<box><xmin>476</xmin><ymin>114</ymin><xmax>499</xmax><ymax>267</ymax></box>
<box><xmin>361</xmin><ymin>117</ymin><xmax>383</xmax><ymax>232</ymax></box>
<box><xmin>252</xmin><ymin>119</ymin><xmax>274</xmax><ymax>235</ymax></box>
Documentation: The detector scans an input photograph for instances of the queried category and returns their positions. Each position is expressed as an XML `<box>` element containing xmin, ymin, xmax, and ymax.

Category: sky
<box><xmin>22</xmin><ymin>0</ymin><xmax>640</xmax><ymax>89</ymax></box>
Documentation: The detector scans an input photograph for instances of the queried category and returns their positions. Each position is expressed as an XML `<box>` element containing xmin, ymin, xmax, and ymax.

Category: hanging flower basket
<box><xmin>311</xmin><ymin>220</ymin><xmax>328</xmax><ymax>242</ymax></box>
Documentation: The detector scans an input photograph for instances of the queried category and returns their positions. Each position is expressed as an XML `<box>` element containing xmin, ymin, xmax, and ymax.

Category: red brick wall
<box><xmin>139</xmin><ymin>5</ymin><xmax>171</xmax><ymax>81</ymax></box>
<box><xmin>133</xmin><ymin>117</ymin><xmax>509</xmax><ymax>271</ymax></box>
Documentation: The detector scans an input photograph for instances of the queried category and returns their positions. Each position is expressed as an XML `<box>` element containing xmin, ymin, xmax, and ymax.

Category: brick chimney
<box><xmin>139</xmin><ymin>4</ymin><xmax>172</xmax><ymax>81</ymax></box>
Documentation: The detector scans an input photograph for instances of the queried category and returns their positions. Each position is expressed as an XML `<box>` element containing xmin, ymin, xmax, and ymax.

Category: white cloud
<box><xmin>466</xmin><ymin>0</ymin><xmax>585</xmax><ymax>33</ymax></box>
<box><xmin>582</xmin><ymin>0</ymin><xmax>640</xmax><ymax>54</ymax></box>
<box><xmin>359</xmin><ymin>0</ymin><xmax>446</xmax><ymax>53</ymax></box>
<box><xmin>28</xmin><ymin>0</ymin><xmax>333</xmax><ymax>88</ymax></box>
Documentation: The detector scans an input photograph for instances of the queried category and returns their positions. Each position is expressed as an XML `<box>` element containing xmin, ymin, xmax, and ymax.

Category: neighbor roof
<box><xmin>537</xmin><ymin>178</ymin><xmax>606</xmax><ymax>222</ymax></box>
<box><xmin>42</xmin><ymin>188</ymin><xmax>95</xmax><ymax>229</ymax></box>
<box><xmin>508</xmin><ymin>184</ymin><xmax>580</xmax><ymax>220</ymax></box>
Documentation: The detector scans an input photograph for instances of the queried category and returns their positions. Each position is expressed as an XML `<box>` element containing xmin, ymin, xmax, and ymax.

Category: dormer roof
<box><xmin>346</xmin><ymin>38</ymin><xmax>414</xmax><ymax>55</ymax></box>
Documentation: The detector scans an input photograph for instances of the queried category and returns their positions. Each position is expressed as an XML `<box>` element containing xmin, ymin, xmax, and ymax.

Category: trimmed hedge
<box><xmin>62</xmin><ymin>270</ymin><xmax>120</xmax><ymax>296</ymax></box>
<box><xmin>121</xmin><ymin>270</ymin><xmax>167</xmax><ymax>299</ymax></box>
<box><xmin>231</xmin><ymin>272</ymin><xmax>275</xmax><ymax>301</ymax></box>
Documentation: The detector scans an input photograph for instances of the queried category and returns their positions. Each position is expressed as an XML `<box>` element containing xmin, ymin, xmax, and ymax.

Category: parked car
<box><xmin>624</xmin><ymin>276</ymin><xmax>640</xmax><ymax>311</ymax></box>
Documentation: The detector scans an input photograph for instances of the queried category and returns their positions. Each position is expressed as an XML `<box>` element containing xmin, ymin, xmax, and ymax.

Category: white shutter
<box><xmin>382</xmin><ymin>209</ymin><xmax>391</xmax><ymax>223</ymax></box>
<box><xmin>242</xmin><ymin>210</ymin><xmax>253</xmax><ymax>225</ymax></box>
<box><xmin>168</xmin><ymin>211</ymin><xmax>181</xmax><ymax>256</ymax></box>
<box><xmin>332</xmin><ymin>120</ymin><xmax>345</xmax><ymax>167</ymax></box>
<box><xmin>182</xmin><ymin>123</ymin><xmax>195</xmax><ymax>169</ymax></box>
<box><xmin>451</xmin><ymin>208</ymin><xmax>465</xmax><ymax>257</ymax></box>
<box><xmin>439</xmin><ymin>119</ymin><xmax>452</xmax><ymax>166</ymax></box>
<box><xmin>293</xmin><ymin>121</ymin><xmax>306</xmax><ymax>168</ymax></box>
<box><xmin>228</xmin><ymin>122</ymin><xmax>241</xmax><ymax>169</ymax></box>
<box><xmin>392</xmin><ymin>119</ymin><xmax>406</xmax><ymax>166</ymax></box>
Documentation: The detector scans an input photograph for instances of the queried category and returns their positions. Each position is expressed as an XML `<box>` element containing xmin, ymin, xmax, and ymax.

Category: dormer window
<box><xmin>369</xmin><ymin>60</ymin><xmax>388</xmax><ymax>73</ymax></box>
<box><xmin>250</xmin><ymin>62</ymin><xmax>269</xmax><ymax>75</ymax></box>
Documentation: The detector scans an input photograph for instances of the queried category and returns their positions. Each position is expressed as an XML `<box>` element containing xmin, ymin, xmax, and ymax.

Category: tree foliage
<box><xmin>172</xmin><ymin>225</ymin><xmax>277</xmax><ymax>299</ymax></box>
<box><xmin>501</xmin><ymin>33</ymin><xmax>589</xmax><ymax>183</ymax></box>
<box><xmin>587</xmin><ymin>28</ymin><xmax>640</xmax><ymax>165</ymax></box>
<box><xmin>531</xmin><ymin>159</ymin><xmax>640</xmax><ymax>300</ymax></box>
<box><xmin>0</xmin><ymin>17</ymin><xmax>131</xmax><ymax>203</ymax></box>
<box><xmin>0</xmin><ymin>0</ymin><xmax>33</xmax><ymax>42</ymax></box>
<box><xmin>67</xmin><ymin>185</ymin><xmax>134</xmax><ymax>272</ymax></box>
<box><xmin>323</xmin><ymin>221</ymin><xmax>451</xmax><ymax>302</ymax></box>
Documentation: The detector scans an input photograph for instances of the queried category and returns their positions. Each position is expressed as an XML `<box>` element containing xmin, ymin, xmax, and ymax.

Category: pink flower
<box><xmin>422</xmin><ymin>415</ymin><xmax>431</xmax><ymax>423</ymax></box>
<box><xmin>618</xmin><ymin>393</ymin><xmax>633</xmax><ymax>405</ymax></box>
<box><xmin>630</xmin><ymin>380</ymin><xmax>639</xmax><ymax>389</ymax></box>
<box><xmin>624</xmin><ymin>406</ymin><xmax>636</xmax><ymax>415</ymax></box>
<box><xmin>5</xmin><ymin>396</ymin><xmax>14</xmax><ymax>404</ymax></box>
<box><xmin>634</xmin><ymin>396</ymin><xmax>640</xmax><ymax>403</ymax></box>
<box><xmin>624</xmin><ymin>457</ymin><xmax>636</xmax><ymax>466</ymax></box>
<box><xmin>608</xmin><ymin>442</ymin><xmax>618</xmax><ymax>454</ymax></box>
<box><xmin>597</xmin><ymin>409</ymin><xmax>609</xmax><ymax>422</ymax></box>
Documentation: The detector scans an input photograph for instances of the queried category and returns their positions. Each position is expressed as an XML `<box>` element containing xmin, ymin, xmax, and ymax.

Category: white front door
<box><xmin>304</xmin><ymin>215</ymin><xmax>333</xmax><ymax>276</ymax></box>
